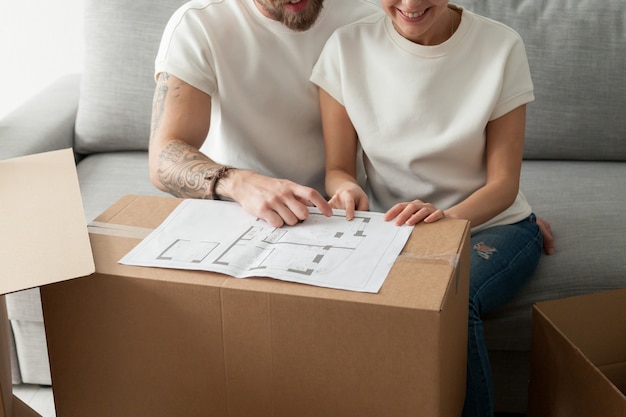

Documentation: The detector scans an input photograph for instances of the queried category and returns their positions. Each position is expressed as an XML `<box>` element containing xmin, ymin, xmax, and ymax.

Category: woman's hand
<box><xmin>384</xmin><ymin>200</ymin><xmax>446</xmax><ymax>226</ymax></box>
<box><xmin>328</xmin><ymin>183</ymin><xmax>369</xmax><ymax>220</ymax></box>
<box><xmin>536</xmin><ymin>216</ymin><xmax>555</xmax><ymax>255</ymax></box>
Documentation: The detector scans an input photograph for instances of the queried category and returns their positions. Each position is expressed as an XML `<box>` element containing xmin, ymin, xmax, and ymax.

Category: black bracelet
<box><xmin>205</xmin><ymin>166</ymin><xmax>234</xmax><ymax>200</ymax></box>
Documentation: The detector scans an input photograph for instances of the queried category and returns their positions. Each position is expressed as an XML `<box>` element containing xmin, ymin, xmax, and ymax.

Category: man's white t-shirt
<box><xmin>311</xmin><ymin>7</ymin><xmax>535</xmax><ymax>231</ymax></box>
<box><xmin>155</xmin><ymin>0</ymin><xmax>382</xmax><ymax>194</ymax></box>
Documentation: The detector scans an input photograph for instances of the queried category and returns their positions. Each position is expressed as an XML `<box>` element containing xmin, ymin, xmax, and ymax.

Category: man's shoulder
<box><xmin>171</xmin><ymin>0</ymin><xmax>244</xmax><ymax>19</ymax></box>
<box><xmin>176</xmin><ymin>0</ymin><xmax>229</xmax><ymax>12</ymax></box>
<box><xmin>164</xmin><ymin>0</ymin><xmax>251</xmax><ymax>33</ymax></box>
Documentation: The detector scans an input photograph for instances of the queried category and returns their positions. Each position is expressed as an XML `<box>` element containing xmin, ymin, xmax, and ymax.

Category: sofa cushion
<box><xmin>76</xmin><ymin>152</ymin><xmax>172</xmax><ymax>222</ymax></box>
<box><xmin>483</xmin><ymin>160</ymin><xmax>626</xmax><ymax>351</ymax></box>
<box><xmin>458</xmin><ymin>0</ymin><xmax>626</xmax><ymax>161</ymax></box>
<box><xmin>75</xmin><ymin>0</ymin><xmax>187</xmax><ymax>154</ymax></box>
<box><xmin>0</xmin><ymin>75</ymin><xmax>80</xmax><ymax>160</ymax></box>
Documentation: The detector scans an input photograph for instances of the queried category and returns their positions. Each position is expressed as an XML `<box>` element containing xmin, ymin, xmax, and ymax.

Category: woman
<box><xmin>310</xmin><ymin>2</ymin><xmax>543</xmax><ymax>416</ymax></box>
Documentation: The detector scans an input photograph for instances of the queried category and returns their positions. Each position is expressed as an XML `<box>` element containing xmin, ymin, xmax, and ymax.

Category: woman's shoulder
<box><xmin>463</xmin><ymin>8</ymin><xmax>524</xmax><ymax>41</ymax></box>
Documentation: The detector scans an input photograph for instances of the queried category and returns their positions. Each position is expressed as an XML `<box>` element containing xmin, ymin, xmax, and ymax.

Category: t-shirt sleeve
<box><xmin>491</xmin><ymin>35</ymin><xmax>535</xmax><ymax>120</ymax></box>
<box><xmin>310</xmin><ymin>32</ymin><xmax>346</xmax><ymax>106</ymax></box>
<box><xmin>154</xmin><ymin>5</ymin><xmax>217</xmax><ymax>96</ymax></box>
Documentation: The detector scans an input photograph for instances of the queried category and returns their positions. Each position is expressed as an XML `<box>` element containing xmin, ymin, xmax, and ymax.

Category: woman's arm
<box><xmin>319</xmin><ymin>88</ymin><xmax>369</xmax><ymax>220</ymax></box>
<box><xmin>444</xmin><ymin>105</ymin><xmax>527</xmax><ymax>227</ymax></box>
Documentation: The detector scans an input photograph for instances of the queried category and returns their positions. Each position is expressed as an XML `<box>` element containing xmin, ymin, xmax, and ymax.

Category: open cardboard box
<box><xmin>528</xmin><ymin>288</ymin><xmax>626</xmax><ymax>417</ymax></box>
<box><xmin>0</xmin><ymin>149</ymin><xmax>95</xmax><ymax>417</ymax></box>
<box><xmin>2</xmin><ymin>148</ymin><xmax>472</xmax><ymax>417</ymax></box>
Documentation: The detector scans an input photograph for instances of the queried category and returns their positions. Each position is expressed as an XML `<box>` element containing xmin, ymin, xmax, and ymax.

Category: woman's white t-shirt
<box><xmin>311</xmin><ymin>7</ymin><xmax>534</xmax><ymax>231</ymax></box>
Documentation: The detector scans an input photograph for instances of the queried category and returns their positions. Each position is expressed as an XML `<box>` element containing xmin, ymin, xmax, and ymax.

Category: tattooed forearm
<box><xmin>150</xmin><ymin>74</ymin><xmax>228</xmax><ymax>199</ymax></box>
<box><xmin>157</xmin><ymin>140</ymin><xmax>228</xmax><ymax>199</ymax></box>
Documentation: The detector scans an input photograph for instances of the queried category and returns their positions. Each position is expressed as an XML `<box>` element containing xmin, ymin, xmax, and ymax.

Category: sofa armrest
<box><xmin>0</xmin><ymin>74</ymin><xmax>81</xmax><ymax>160</ymax></box>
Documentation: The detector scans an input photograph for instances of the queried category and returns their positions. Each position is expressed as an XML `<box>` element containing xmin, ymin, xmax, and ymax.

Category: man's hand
<box><xmin>228</xmin><ymin>170</ymin><xmax>333</xmax><ymax>228</ymax></box>
<box><xmin>536</xmin><ymin>216</ymin><xmax>555</xmax><ymax>255</ymax></box>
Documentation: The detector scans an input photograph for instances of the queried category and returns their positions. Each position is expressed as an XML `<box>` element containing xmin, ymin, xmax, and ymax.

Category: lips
<box><xmin>399</xmin><ymin>7</ymin><xmax>429</xmax><ymax>21</ymax></box>
<box><xmin>402</xmin><ymin>10</ymin><xmax>425</xmax><ymax>18</ymax></box>
<box><xmin>284</xmin><ymin>0</ymin><xmax>308</xmax><ymax>13</ymax></box>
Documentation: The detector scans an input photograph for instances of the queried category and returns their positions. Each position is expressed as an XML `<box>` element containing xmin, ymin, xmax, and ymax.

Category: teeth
<box><xmin>403</xmin><ymin>10</ymin><xmax>425</xmax><ymax>18</ymax></box>
<box><xmin>288</xmin><ymin>0</ymin><xmax>301</xmax><ymax>3</ymax></box>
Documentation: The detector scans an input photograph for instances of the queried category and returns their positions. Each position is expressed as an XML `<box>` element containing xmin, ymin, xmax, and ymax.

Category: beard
<box><xmin>258</xmin><ymin>0</ymin><xmax>325</xmax><ymax>31</ymax></box>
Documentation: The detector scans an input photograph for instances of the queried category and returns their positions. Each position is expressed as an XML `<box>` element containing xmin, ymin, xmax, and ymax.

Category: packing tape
<box><xmin>398</xmin><ymin>253</ymin><xmax>462</xmax><ymax>292</ymax></box>
<box><xmin>397</xmin><ymin>252</ymin><xmax>460</xmax><ymax>267</ymax></box>
<box><xmin>87</xmin><ymin>221</ymin><xmax>154</xmax><ymax>240</ymax></box>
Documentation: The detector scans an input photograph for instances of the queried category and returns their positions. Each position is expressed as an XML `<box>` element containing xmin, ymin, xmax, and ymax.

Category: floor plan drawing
<box><xmin>213</xmin><ymin>214</ymin><xmax>372</xmax><ymax>276</ymax></box>
<box><xmin>158</xmin><ymin>239</ymin><xmax>219</xmax><ymax>264</ymax></box>
<box><xmin>120</xmin><ymin>199</ymin><xmax>413</xmax><ymax>293</ymax></box>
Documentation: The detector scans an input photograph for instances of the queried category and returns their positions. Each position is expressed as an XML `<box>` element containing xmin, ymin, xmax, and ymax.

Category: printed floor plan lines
<box><xmin>214</xmin><ymin>213</ymin><xmax>372</xmax><ymax>276</ymax></box>
<box><xmin>120</xmin><ymin>199</ymin><xmax>413</xmax><ymax>293</ymax></box>
<box><xmin>158</xmin><ymin>239</ymin><xmax>218</xmax><ymax>263</ymax></box>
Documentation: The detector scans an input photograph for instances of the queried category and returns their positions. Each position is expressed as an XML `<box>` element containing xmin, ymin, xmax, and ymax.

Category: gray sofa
<box><xmin>1</xmin><ymin>0</ymin><xmax>625</xmax><ymax>414</ymax></box>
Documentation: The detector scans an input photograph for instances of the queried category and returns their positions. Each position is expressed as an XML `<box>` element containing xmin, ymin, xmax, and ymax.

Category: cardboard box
<box><xmin>41</xmin><ymin>194</ymin><xmax>471</xmax><ymax>417</ymax></box>
<box><xmin>527</xmin><ymin>288</ymin><xmax>626</xmax><ymax>417</ymax></box>
<box><xmin>0</xmin><ymin>149</ymin><xmax>95</xmax><ymax>417</ymax></box>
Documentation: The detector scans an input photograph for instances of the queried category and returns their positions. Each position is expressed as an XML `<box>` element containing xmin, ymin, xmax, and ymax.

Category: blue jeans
<box><xmin>462</xmin><ymin>214</ymin><xmax>543</xmax><ymax>417</ymax></box>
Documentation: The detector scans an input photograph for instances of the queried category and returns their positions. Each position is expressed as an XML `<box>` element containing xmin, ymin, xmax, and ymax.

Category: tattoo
<box><xmin>157</xmin><ymin>140</ymin><xmax>228</xmax><ymax>199</ymax></box>
<box><xmin>151</xmin><ymin>74</ymin><xmax>224</xmax><ymax>199</ymax></box>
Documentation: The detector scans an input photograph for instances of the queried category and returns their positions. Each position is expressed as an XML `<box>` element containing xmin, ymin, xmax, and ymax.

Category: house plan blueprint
<box><xmin>120</xmin><ymin>199</ymin><xmax>414</xmax><ymax>293</ymax></box>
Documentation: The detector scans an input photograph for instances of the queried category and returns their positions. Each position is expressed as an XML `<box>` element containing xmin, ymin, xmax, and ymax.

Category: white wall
<box><xmin>0</xmin><ymin>0</ymin><xmax>84</xmax><ymax>119</ymax></box>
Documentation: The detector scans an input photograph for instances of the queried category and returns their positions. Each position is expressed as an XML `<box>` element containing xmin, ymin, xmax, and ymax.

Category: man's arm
<box><xmin>149</xmin><ymin>72</ymin><xmax>220</xmax><ymax>199</ymax></box>
<box><xmin>148</xmin><ymin>73</ymin><xmax>332</xmax><ymax>227</ymax></box>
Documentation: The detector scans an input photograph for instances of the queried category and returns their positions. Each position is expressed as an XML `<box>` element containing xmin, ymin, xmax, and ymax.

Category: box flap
<box><xmin>12</xmin><ymin>396</ymin><xmax>41</xmax><ymax>417</ymax></box>
<box><xmin>529</xmin><ymin>289</ymin><xmax>626</xmax><ymax>417</ymax></box>
<box><xmin>599</xmin><ymin>361</ymin><xmax>626</xmax><ymax>396</ymax></box>
<box><xmin>0</xmin><ymin>149</ymin><xmax>95</xmax><ymax>294</ymax></box>
<box><xmin>535</xmin><ymin>288</ymin><xmax>626</xmax><ymax>366</ymax></box>
<box><xmin>0</xmin><ymin>297</ymin><xmax>13</xmax><ymax>417</ymax></box>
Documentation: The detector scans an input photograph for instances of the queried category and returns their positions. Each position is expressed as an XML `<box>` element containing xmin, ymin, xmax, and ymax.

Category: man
<box><xmin>149</xmin><ymin>0</ymin><xmax>381</xmax><ymax>228</ymax></box>
<box><xmin>148</xmin><ymin>0</ymin><xmax>555</xmax><ymax>252</ymax></box>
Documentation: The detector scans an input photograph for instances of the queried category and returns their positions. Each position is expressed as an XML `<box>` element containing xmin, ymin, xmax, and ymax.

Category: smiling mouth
<box><xmin>284</xmin><ymin>0</ymin><xmax>307</xmax><ymax>11</ymax></box>
<box><xmin>400</xmin><ymin>9</ymin><xmax>427</xmax><ymax>19</ymax></box>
